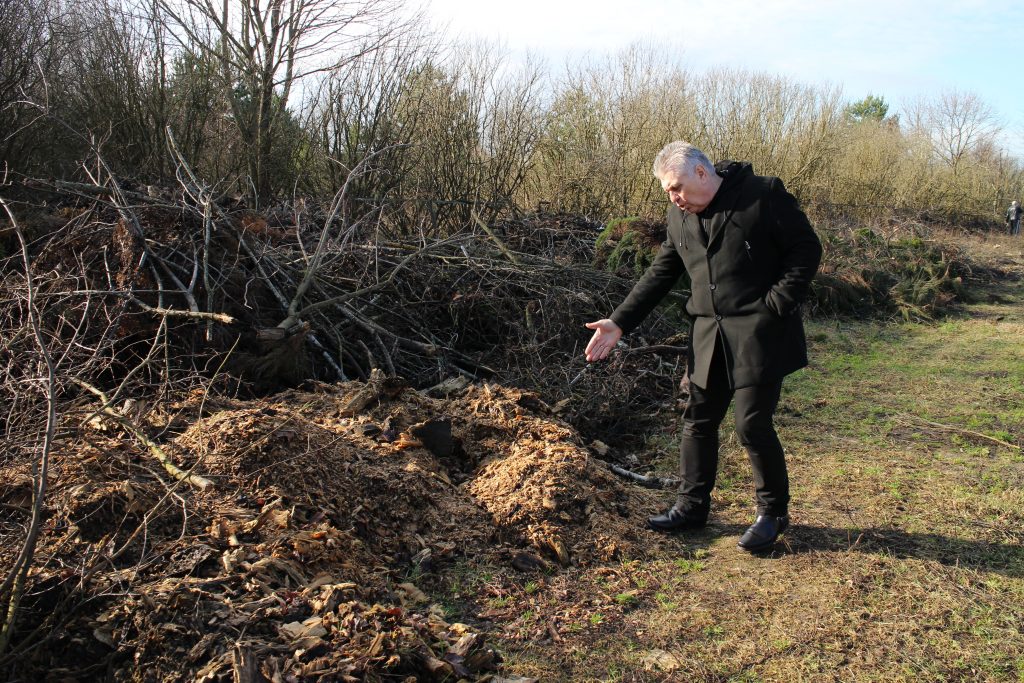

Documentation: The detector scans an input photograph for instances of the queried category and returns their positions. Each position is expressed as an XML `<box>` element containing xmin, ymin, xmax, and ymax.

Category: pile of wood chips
<box><xmin>2</xmin><ymin>375</ymin><xmax>666</xmax><ymax>681</ymax></box>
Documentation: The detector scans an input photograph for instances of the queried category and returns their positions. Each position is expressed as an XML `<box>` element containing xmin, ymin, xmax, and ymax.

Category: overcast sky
<box><xmin>424</xmin><ymin>0</ymin><xmax>1024</xmax><ymax>156</ymax></box>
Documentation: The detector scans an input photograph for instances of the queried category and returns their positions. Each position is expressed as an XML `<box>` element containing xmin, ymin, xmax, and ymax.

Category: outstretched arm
<box><xmin>584</xmin><ymin>319</ymin><xmax>623</xmax><ymax>362</ymax></box>
<box><xmin>585</xmin><ymin>218</ymin><xmax>686</xmax><ymax>362</ymax></box>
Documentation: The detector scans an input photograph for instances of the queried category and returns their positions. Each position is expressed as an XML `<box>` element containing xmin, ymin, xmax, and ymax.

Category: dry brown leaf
<box><xmin>280</xmin><ymin>617</ymin><xmax>327</xmax><ymax>640</ymax></box>
<box><xmin>396</xmin><ymin>582</ymin><xmax>429</xmax><ymax>606</ymax></box>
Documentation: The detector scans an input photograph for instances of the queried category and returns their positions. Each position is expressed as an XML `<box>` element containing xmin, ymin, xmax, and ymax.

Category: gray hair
<box><xmin>652</xmin><ymin>141</ymin><xmax>715</xmax><ymax>180</ymax></box>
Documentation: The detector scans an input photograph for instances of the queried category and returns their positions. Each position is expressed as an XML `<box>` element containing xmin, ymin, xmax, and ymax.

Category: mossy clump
<box><xmin>594</xmin><ymin>217</ymin><xmax>668</xmax><ymax>280</ymax></box>
<box><xmin>594</xmin><ymin>217</ymin><xmax>692</xmax><ymax>330</ymax></box>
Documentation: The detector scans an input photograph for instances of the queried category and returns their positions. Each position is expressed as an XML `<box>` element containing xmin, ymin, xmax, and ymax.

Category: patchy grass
<box><xmin>465</xmin><ymin>233</ymin><xmax>1024</xmax><ymax>681</ymax></box>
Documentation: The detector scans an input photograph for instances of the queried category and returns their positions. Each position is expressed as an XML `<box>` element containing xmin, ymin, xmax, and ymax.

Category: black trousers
<box><xmin>675</xmin><ymin>348</ymin><xmax>789</xmax><ymax>518</ymax></box>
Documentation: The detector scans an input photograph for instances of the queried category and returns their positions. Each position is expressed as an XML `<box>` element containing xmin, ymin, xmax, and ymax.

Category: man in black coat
<box><xmin>585</xmin><ymin>141</ymin><xmax>822</xmax><ymax>552</ymax></box>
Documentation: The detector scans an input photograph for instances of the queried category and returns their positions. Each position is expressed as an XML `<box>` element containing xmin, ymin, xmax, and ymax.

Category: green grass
<box><xmin>488</xmin><ymin>236</ymin><xmax>1024</xmax><ymax>681</ymax></box>
<box><xmin>673</xmin><ymin>558</ymin><xmax>705</xmax><ymax>574</ymax></box>
<box><xmin>614</xmin><ymin>592</ymin><xmax>637</xmax><ymax>606</ymax></box>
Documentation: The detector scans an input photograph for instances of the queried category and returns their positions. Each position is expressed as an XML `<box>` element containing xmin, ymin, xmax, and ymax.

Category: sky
<box><xmin>423</xmin><ymin>0</ymin><xmax>1024</xmax><ymax>157</ymax></box>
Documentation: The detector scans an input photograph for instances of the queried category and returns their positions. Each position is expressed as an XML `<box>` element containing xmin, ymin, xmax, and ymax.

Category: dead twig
<box><xmin>625</xmin><ymin>344</ymin><xmax>688</xmax><ymax>356</ymax></box>
<box><xmin>896</xmin><ymin>413</ymin><xmax>1021</xmax><ymax>451</ymax></box>
<box><xmin>124</xmin><ymin>295</ymin><xmax>235</xmax><ymax>324</ymax></box>
<box><xmin>608</xmin><ymin>464</ymin><xmax>680</xmax><ymax>490</ymax></box>
<box><xmin>72</xmin><ymin>379</ymin><xmax>214</xmax><ymax>490</ymax></box>
<box><xmin>286</xmin><ymin>235</ymin><xmax>469</xmax><ymax>324</ymax></box>
<box><xmin>471</xmin><ymin>209</ymin><xmax>520</xmax><ymax>266</ymax></box>
<box><xmin>0</xmin><ymin>200</ymin><xmax>57</xmax><ymax>656</ymax></box>
<box><xmin>54</xmin><ymin>290</ymin><xmax>235</xmax><ymax>324</ymax></box>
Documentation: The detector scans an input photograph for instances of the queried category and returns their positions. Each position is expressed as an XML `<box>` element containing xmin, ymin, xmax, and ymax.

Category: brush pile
<box><xmin>810</xmin><ymin>219</ymin><xmax>972</xmax><ymax>319</ymax></box>
<box><xmin>0</xmin><ymin>178</ymin><xmax>685</xmax><ymax>681</ymax></box>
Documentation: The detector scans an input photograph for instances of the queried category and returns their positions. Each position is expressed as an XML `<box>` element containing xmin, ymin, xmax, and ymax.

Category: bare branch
<box><xmin>608</xmin><ymin>464</ymin><xmax>680</xmax><ymax>490</ymax></box>
<box><xmin>0</xmin><ymin>199</ymin><xmax>57</xmax><ymax>656</ymax></box>
<box><xmin>72</xmin><ymin>379</ymin><xmax>214</xmax><ymax>489</ymax></box>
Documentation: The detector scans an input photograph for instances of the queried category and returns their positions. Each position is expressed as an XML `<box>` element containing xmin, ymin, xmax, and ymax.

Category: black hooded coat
<box><xmin>610</xmin><ymin>161</ymin><xmax>822</xmax><ymax>389</ymax></box>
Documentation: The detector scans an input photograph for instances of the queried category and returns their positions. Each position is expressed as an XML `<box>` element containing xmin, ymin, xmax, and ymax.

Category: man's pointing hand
<box><xmin>584</xmin><ymin>319</ymin><xmax>623</xmax><ymax>362</ymax></box>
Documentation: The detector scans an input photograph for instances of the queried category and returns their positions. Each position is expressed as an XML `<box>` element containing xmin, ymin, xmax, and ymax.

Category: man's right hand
<box><xmin>584</xmin><ymin>319</ymin><xmax>623</xmax><ymax>362</ymax></box>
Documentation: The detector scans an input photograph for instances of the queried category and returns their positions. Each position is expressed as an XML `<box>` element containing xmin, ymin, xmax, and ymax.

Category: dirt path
<box><xmin>492</xmin><ymin>235</ymin><xmax>1024</xmax><ymax>681</ymax></box>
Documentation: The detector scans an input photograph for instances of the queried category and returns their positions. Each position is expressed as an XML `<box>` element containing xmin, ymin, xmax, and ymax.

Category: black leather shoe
<box><xmin>737</xmin><ymin>515</ymin><xmax>789</xmax><ymax>552</ymax></box>
<box><xmin>647</xmin><ymin>505</ymin><xmax>707</xmax><ymax>532</ymax></box>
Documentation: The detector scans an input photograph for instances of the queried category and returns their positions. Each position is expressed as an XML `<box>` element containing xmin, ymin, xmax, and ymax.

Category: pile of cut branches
<box><xmin>809</xmin><ymin>217</ymin><xmax>972</xmax><ymax>320</ymax></box>
<box><xmin>1</xmin><ymin>169</ymin><xmax>687</xmax><ymax>433</ymax></box>
<box><xmin>0</xmin><ymin>170</ymin><xmax>689</xmax><ymax>676</ymax></box>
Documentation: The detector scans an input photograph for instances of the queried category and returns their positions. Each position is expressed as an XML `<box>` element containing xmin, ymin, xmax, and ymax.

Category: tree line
<box><xmin>3</xmin><ymin>0</ymin><xmax>1022</xmax><ymax>230</ymax></box>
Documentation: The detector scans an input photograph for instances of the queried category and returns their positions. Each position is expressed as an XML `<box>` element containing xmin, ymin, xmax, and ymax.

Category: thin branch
<box><xmin>471</xmin><ymin>209</ymin><xmax>520</xmax><ymax>266</ymax></box>
<box><xmin>126</xmin><ymin>293</ymin><xmax>235</xmax><ymax>324</ymax></box>
<box><xmin>896</xmin><ymin>413</ymin><xmax>1021</xmax><ymax>451</ymax></box>
<box><xmin>608</xmin><ymin>463</ymin><xmax>680</xmax><ymax>490</ymax></box>
<box><xmin>281</xmin><ymin>144</ymin><xmax>409</xmax><ymax>327</ymax></box>
<box><xmin>288</xmin><ymin>235</ymin><xmax>467</xmax><ymax>323</ymax></box>
<box><xmin>72</xmin><ymin>379</ymin><xmax>214</xmax><ymax>490</ymax></box>
<box><xmin>0</xmin><ymin>200</ymin><xmax>57</xmax><ymax>656</ymax></box>
<box><xmin>624</xmin><ymin>344</ymin><xmax>688</xmax><ymax>356</ymax></box>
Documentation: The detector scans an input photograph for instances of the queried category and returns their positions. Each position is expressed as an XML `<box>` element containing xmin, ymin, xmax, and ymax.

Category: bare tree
<box><xmin>473</xmin><ymin>50</ymin><xmax>546</xmax><ymax>222</ymax></box>
<box><xmin>532</xmin><ymin>43</ymin><xmax>691</xmax><ymax>218</ymax></box>
<box><xmin>153</xmin><ymin>0</ymin><xmax>416</xmax><ymax>200</ymax></box>
<box><xmin>302</xmin><ymin>30</ymin><xmax>435</xmax><ymax>201</ymax></box>
<box><xmin>0</xmin><ymin>0</ymin><xmax>76</xmax><ymax>172</ymax></box>
<box><xmin>923</xmin><ymin>89</ymin><xmax>1001</xmax><ymax>175</ymax></box>
<box><xmin>60</xmin><ymin>0</ymin><xmax>169</xmax><ymax>176</ymax></box>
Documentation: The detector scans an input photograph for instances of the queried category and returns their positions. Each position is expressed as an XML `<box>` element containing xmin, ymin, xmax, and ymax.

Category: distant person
<box><xmin>584</xmin><ymin>141</ymin><xmax>822</xmax><ymax>553</ymax></box>
<box><xmin>1007</xmin><ymin>201</ymin><xmax>1022</xmax><ymax>236</ymax></box>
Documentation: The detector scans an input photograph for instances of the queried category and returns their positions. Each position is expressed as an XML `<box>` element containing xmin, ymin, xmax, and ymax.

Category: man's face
<box><xmin>660</xmin><ymin>164</ymin><xmax>716</xmax><ymax>214</ymax></box>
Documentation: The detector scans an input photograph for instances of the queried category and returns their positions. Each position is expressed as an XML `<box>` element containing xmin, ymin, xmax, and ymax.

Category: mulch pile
<box><xmin>2</xmin><ymin>374</ymin><xmax>664</xmax><ymax>682</ymax></box>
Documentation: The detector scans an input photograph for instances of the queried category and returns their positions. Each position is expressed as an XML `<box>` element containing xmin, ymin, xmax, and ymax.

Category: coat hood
<box><xmin>701</xmin><ymin>160</ymin><xmax>753</xmax><ymax>214</ymax></box>
<box><xmin>715</xmin><ymin>160</ymin><xmax>753</xmax><ymax>192</ymax></box>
